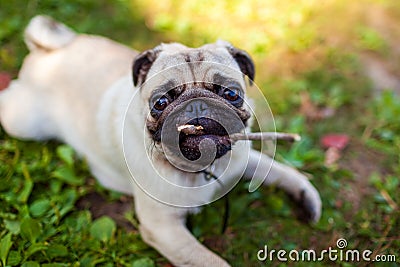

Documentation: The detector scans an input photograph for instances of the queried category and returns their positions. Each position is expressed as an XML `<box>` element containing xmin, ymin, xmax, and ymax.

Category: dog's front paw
<box><xmin>292</xmin><ymin>181</ymin><xmax>322</xmax><ymax>223</ymax></box>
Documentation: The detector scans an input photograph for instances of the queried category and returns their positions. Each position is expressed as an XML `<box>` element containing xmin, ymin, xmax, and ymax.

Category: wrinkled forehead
<box><xmin>140</xmin><ymin>48</ymin><xmax>245</xmax><ymax>98</ymax></box>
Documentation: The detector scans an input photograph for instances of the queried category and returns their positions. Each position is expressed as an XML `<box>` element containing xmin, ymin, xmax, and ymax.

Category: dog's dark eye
<box><xmin>153</xmin><ymin>96</ymin><xmax>169</xmax><ymax>111</ymax></box>
<box><xmin>223</xmin><ymin>88</ymin><xmax>240</xmax><ymax>102</ymax></box>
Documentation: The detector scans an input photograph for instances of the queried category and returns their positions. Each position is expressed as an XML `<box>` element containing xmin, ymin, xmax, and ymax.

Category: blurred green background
<box><xmin>0</xmin><ymin>0</ymin><xmax>399</xmax><ymax>266</ymax></box>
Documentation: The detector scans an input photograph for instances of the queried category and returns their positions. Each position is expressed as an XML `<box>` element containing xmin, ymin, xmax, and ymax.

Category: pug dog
<box><xmin>0</xmin><ymin>16</ymin><xmax>321</xmax><ymax>267</ymax></box>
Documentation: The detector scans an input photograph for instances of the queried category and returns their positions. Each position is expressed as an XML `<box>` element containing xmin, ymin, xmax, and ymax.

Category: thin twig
<box><xmin>177</xmin><ymin>124</ymin><xmax>300</xmax><ymax>142</ymax></box>
<box><xmin>230</xmin><ymin>132</ymin><xmax>301</xmax><ymax>142</ymax></box>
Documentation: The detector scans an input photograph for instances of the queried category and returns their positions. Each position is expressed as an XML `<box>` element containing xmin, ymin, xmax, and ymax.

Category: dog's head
<box><xmin>132</xmin><ymin>41</ymin><xmax>254</xmax><ymax>170</ymax></box>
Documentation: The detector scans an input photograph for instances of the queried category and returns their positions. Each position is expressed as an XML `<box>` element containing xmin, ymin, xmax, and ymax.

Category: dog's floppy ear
<box><xmin>226</xmin><ymin>45</ymin><xmax>255</xmax><ymax>83</ymax></box>
<box><xmin>132</xmin><ymin>47</ymin><xmax>161</xmax><ymax>87</ymax></box>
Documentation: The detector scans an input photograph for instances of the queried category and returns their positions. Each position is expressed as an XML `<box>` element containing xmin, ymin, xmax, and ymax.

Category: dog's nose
<box><xmin>185</xmin><ymin>100</ymin><xmax>209</xmax><ymax>118</ymax></box>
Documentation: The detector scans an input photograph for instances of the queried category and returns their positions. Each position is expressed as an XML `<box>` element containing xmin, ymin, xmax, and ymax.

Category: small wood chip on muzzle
<box><xmin>177</xmin><ymin>124</ymin><xmax>204</xmax><ymax>135</ymax></box>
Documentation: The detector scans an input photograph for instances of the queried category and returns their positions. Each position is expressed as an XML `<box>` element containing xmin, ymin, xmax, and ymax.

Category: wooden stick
<box><xmin>177</xmin><ymin>124</ymin><xmax>300</xmax><ymax>142</ymax></box>
<box><xmin>230</xmin><ymin>132</ymin><xmax>301</xmax><ymax>142</ymax></box>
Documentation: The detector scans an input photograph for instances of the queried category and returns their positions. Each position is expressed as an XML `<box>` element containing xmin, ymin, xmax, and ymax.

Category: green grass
<box><xmin>1</xmin><ymin>0</ymin><xmax>399</xmax><ymax>266</ymax></box>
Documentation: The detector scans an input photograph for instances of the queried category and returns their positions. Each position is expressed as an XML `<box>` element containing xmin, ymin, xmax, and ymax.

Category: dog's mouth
<box><xmin>178</xmin><ymin>118</ymin><xmax>232</xmax><ymax>161</ymax></box>
<box><xmin>147</xmin><ymin>94</ymin><xmax>250</xmax><ymax>166</ymax></box>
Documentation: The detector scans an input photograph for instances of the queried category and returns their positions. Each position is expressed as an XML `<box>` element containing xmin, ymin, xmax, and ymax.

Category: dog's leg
<box><xmin>243</xmin><ymin>149</ymin><xmax>322</xmax><ymax>222</ymax></box>
<box><xmin>134</xmin><ymin>190</ymin><xmax>230</xmax><ymax>267</ymax></box>
<box><xmin>0</xmin><ymin>16</ymin><xmax>76</xmax><ymax>140</ymax></box>
<box><xmin>0</xmin><ymin>81</ymin><xmax>57</xmax><ymax>140</ymax></box>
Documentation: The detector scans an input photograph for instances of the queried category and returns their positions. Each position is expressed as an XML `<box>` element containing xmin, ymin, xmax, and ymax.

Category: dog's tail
<box><xmin>24</xmin><ymin>15</ymin><xmax>76</xmax><ymax>51</ymax></box>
